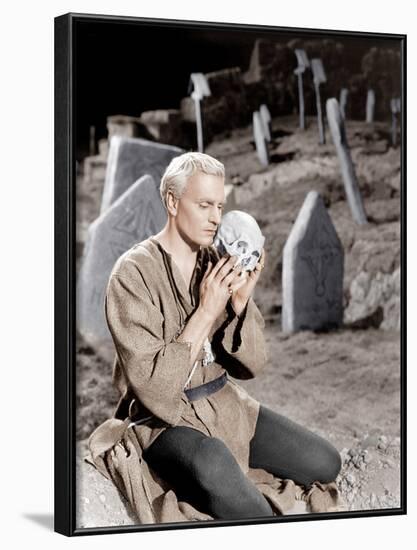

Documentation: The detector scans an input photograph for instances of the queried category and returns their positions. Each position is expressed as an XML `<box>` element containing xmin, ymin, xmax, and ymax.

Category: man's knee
<box><xmin>311</xmin><ymin>441</ymin><xmax>342</xmax><ymax>484</ymax></box>
<box><xmin>191</xmin><ymin>437</ymin><xmax>239</xmax><ymax>494</ymax></box>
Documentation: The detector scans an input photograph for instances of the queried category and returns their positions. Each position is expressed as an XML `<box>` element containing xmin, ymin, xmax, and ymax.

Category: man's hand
<box><xmin>230</xmin><ymin>248</ymin><xmax>266</xmax><ymax>316</ymax></box>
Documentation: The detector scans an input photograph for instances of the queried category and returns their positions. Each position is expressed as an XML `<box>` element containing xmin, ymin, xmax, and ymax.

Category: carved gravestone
<box><xmin>77</xmin><ymin>175</ymin><xmax>167</xmax><ymax>349</ymax></box>
<box><xmin>101</xmin><ymin>136</ymin><xmax>183</xmax><ymax>213</ymax></box>
<box><xmin>259</xmin><ymin>104</ymin><xmax>272</xmax><ymax>142</ymax></box>
<box><xmin>282</xmin><ymin>191</ymin><xmax>344</xmax><ymax>333</ymax></box>
<box><xmin>253</xmin><ymin>111</ymin><xmax>269</xmax><ymax>167</ymax></box>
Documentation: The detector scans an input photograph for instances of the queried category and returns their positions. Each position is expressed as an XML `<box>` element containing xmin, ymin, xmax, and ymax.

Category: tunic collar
<box><xmin>148</xmin><ymin>236</ymin><xmax>206</xmax><ymax>313</ymax></box>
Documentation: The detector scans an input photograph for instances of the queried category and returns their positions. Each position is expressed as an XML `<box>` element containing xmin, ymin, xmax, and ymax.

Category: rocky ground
<box><xmin>76</xmin><ymin>114</ymin><xmax>402</xmax><ymax>527</ymax></box>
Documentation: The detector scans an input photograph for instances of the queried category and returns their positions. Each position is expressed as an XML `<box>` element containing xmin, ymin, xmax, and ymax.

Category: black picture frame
<box><xmin>55</xmin><ymin>12</ymin><xmax>406</xmax><ymax>537</ymax></box>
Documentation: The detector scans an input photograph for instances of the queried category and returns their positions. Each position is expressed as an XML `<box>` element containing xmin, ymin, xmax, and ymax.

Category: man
<box><xmin>88</xmin><ymin>152</ymin><xmax>342</xmax><ymax>523</ymax></box>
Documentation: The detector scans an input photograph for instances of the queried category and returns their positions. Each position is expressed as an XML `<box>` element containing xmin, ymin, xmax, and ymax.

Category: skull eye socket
<box><xmin>237</xmin><ymin>241</ymin><xmax>248</xmax><ymax>253</ymax></box>
<box><xmin>251</xmin><ymin>251</ymin><xmax>260</xmax><ymax>258</ymax></box>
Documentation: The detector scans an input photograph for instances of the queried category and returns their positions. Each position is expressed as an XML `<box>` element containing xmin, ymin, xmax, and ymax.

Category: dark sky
<box><xmin>74</xmin><ymin>16</ymin><xmax>401</xmax><ymax>158</ymax></box>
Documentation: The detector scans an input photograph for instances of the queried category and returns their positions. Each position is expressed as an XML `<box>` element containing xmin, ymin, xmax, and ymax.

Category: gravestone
<box><xmin>326</xmin><ymin>98</ymin><xmax>367</xmax><ymax>225</ymax></box>
<box><xmin>101</xmin><ymin>136</ymin><xmax>183</xmax><ymax>213</ymax></box>
<box><xmin>77</xmin><ymin>175</ymin><xmax>167</xmax><ymax>349</ymax></box>
<box><xmin>282</xmin><ymin>191</ymin><xmax>344</xmax><ymax>333</ymax></box>
<box><xmin>294</xmin><ymin>49</ymin><xmax>310</xmax><ymax>130</ymax></box>
<box><xmin>366</xmin><ymin>89</ymin><xmax>375</xmax><ymax>123</ymax></box>
<box><xmin>390</xmin><ymin>97</ymin><xmax>401</xmax><ymax>147</ymax></box>
<box><xmin>339</xmin><ymin>88</ymin><xmax>348</xmax><ymax>119</ymax></box>
<box><xmin>311</xmin><ymin>58</ymin><xmax>327</xmax><ymax>144</ymax></box>
<box><xmin>259</xmin><ymin>104</ymin><xmax>272</xmax><ymax>142</ymax></box>
<box><xmin>189</xmin><ymin>72</ymin><xmax>211</xmax><ymax>153</ymax></box>
<box><xmin>253</xmin><ymin>111</ymin><xmax>269</xmax><ymax>167</ymax></box>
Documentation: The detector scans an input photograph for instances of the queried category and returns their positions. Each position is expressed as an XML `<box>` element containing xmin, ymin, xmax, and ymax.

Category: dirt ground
<box><xmin>76</xmin><ymin>113</ymin><xmax>402</xmax><ymax>524</ymax></box>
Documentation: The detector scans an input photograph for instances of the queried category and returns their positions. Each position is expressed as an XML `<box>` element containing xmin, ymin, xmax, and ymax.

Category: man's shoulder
<box><xmin>110</xmin><ymin>238</ymin><xmax>158</xmax><ymax>279</ymax></box>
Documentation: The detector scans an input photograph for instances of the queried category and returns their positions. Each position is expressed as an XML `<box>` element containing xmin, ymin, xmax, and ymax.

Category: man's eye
<box><xmin>199</xmin><ymin>204</ymin><xmax>209</xmax><ymax>209</ymax></box>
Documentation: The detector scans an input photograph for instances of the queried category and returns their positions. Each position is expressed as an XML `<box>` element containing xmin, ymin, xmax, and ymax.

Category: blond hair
<box><xmin>160</xmin><ymin>152</ymin><xmax>225</xmax><ymax>210</ymax></box>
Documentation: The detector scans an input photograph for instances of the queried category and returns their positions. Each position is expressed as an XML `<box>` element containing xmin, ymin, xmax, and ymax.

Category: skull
<box><xmin>213</xmin><ymin>210</ymin><xmax>265</xmax><ymax>271</ymax></box>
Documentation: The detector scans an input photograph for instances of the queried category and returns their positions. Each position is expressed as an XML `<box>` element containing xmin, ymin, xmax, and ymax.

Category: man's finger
<box><xmin>213</xmin><ymin>255</ymin><xmax>239</xmax><ymax>282</ymax></box>
<box><xmin>229</xmin><ymin>275</ymin><xmax>248</xmax><ymax>292</ymax></box>
<box><xmin>201</xmin><ymin>261</ymin><xmax>213</xmax><ymax>281</ymax></box>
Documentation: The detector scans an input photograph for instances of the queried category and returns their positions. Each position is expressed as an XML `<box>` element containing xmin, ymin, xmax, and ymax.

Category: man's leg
<box><xmin>249</xmin><ymin>406</ymin><xmax>342</xmax><ymax>488</ymax></box>
<box><xmin>144</xmin><ymin>426</ymin><xmax>273</xmax><ymax>519</ymax></box>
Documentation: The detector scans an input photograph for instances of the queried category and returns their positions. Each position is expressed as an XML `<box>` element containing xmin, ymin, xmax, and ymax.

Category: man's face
<box><xmin>173</xmin><ymin>172</ymin><xmax>225</xmax><ymax>247</ymax></box>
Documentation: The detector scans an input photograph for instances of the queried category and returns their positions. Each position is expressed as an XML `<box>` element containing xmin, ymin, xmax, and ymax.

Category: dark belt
<box><xmin>184</xmin><ymin>372</ymin><xmax>227</xmax><ymax>402</ymax></box>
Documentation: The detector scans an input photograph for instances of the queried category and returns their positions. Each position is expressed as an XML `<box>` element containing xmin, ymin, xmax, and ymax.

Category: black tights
<box><xmin>143</xmin><ymin>405</ymin><xmax>341</xmax><ymax>519</ymax></box>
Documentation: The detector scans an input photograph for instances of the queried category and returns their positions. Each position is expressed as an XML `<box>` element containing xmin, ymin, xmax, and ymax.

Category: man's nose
<box><xmin>209</xmin><ymin>207</ymin><xmax>221</xmax><ymax>225</ymax></box>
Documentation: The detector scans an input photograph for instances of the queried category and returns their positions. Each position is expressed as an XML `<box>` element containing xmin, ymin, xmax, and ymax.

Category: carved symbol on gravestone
<box><xmin>108</xmin><ymin>202</ymin><xmax>160</xmax><ymax>259</ymax></box>
<box><xmin>300</xmin><ymin>223</ymin><xmax>339</xmax><ymax>297</ymax></box>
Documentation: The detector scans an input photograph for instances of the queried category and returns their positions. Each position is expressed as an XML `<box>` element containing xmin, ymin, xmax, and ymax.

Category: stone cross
<box><xmin>282</xmin><ymin>191</ymin><xmax>344</xmax><ymax>333</ymax></box>
<box><xmin>339</xmin><ymin>88</ymin><xmax>349</xmax><ymax>119</ymax></box>
<box><xmin>294</xmin><ymin>49</ymin><xmax>310</xmax><ymax>130</ymax></box>
<box><xmin>326</xmin><ymin>98</ymin><xmax>367</xmax><ymax>225</ymax></box>
<box><xmin>100</xmin><ymin>136</ymin><xmax>183</xmax><ymax>213</ymax></box>
<box><xmin>259</xmin><ymin>104</ymin><xmax>272</xmax><ymax>142</ymax></box>
<box><xmin>311</xmin><ymin>58</ymin><xmax>327</xmax><ymax>144</ymax></box>
<box><xmin>253</xmin><ymin>111</ymin><xmax>269</xmax><ymax>167</ymax></box>
<box><xmin>189</xmin><ymin>72</ymin><xmax>211</xmax><ymax>153</ymax></box>
<box><xmin>366</xmin><ymin>89</ymin><xmax>375</xmax><ymax>123</ymax></box>
<box><xmin>77</xmin><ymin>175</ymin><xmax>167</xmax><ymax>349</ymax></box>
<box><xmin>390</xmin><ymin>97</ymin><xmax>401</xmax><ymax>147</ymax></box>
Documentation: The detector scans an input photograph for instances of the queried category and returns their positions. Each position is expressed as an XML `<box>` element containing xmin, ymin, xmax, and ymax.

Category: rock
<box><xmin>344</xmin><ymin>267</ymin><xmax>400</xmax><ymax>330</ymax></box>
<box><xmin>378</xmin><ymin>436</ymin><xmax>389</xmax><ymax>451</ymax></box>
<box><xmin>361</xmin><ymin>434</ymin><xmax>380</xmax><ymax>449</ymax></box>
<box><xmin>76</xmin><ymin>440</ymin><xmax>137</xmax><ymax>528</ymax></box>
<box><xmin>106</xmin><ymin>114</ymin><xmax>143</xmax><ymax>139</ymax></box>
<box><xmin>346</xmin><ymin>473</ymin><xmax>356</xmax><ymax>486</ymax></box>
<box><xmin>140</xmin><ymin>109</ymin><xmax>183</xmax><ymax>146</ymax></box>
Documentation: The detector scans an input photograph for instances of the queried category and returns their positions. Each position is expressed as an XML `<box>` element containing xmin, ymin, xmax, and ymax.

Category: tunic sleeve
<box><xmin>211</xmin><ymin>297</ymin><xmax>268</xmax><ymax>379</ymax></box>
<box><xmin>105</xmin><ymin>263</ymin><xmax>191</xmax><ymax>427</ymax></box>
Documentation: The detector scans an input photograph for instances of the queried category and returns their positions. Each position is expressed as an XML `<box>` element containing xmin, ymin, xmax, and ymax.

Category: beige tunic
<box><xmin>86</xmin><ymin>237</ymin><xmax>343</xmax><ymax>523</ymax></box>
